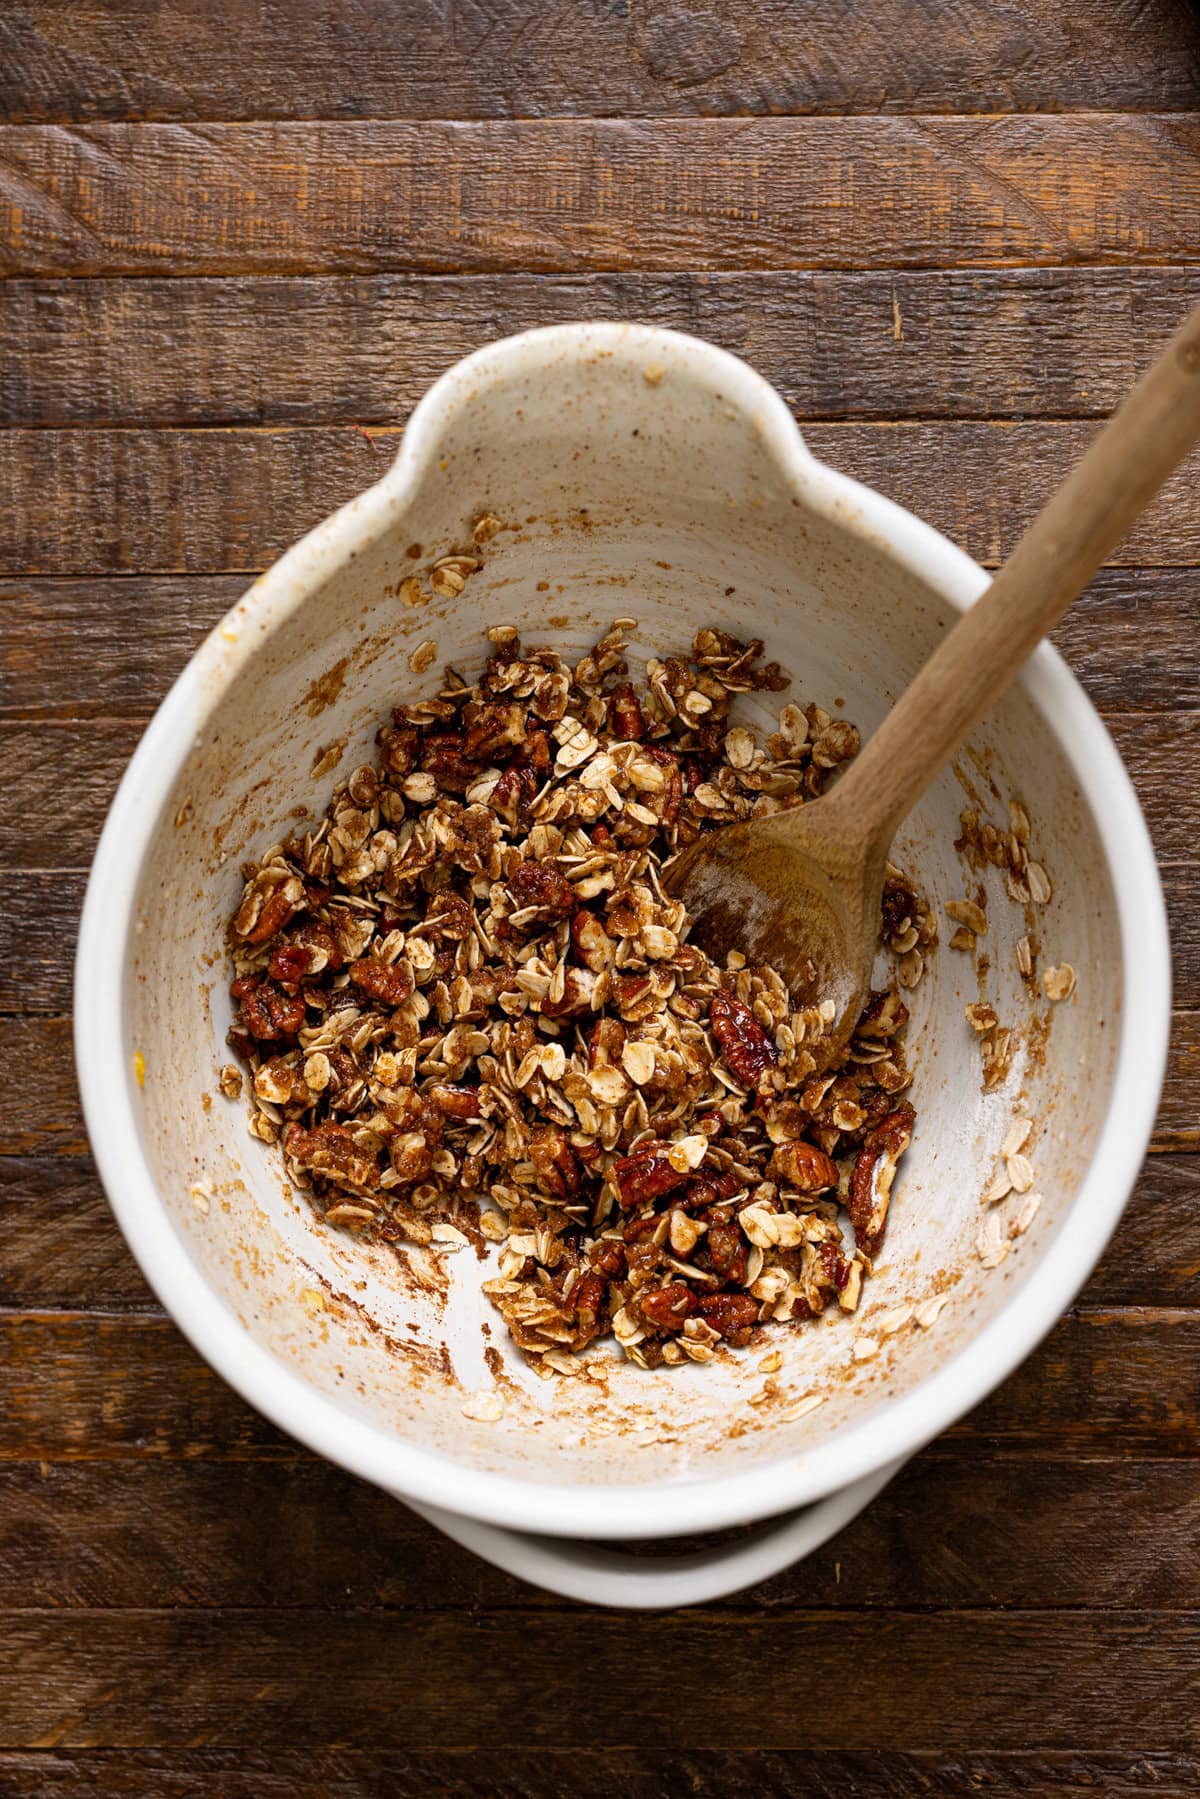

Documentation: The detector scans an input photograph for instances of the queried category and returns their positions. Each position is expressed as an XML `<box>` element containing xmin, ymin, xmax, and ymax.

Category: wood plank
<box><xmin>2</xmin><ymin>117</ymin><xmax>1199</xmax><ymax>278</ymax></box>
<box><xmin>3</xmin><ymin>569</ymin><xmax>1197</xmax><ymax>723</ymax></box>
<box><xmin>5</xmin><ymin>424</ymin><xmax>1200</xmax><ymax>578</ymax></box>
<box><xmin>3</xmin><ymin>0</ymin><xmax>1197</xmax><ymax>123</ymax></box>
<box><xmin>1051</xmin><ymin>570</ymin><xmax>1200</xmax><ymax>713</ymax></box>
<box><xmin>0</xmin><ymin>577</ymin><xmax>242</xmax><ymax>719</ymax></box>
<box><xmin>1</xmin><ymin>1455</ymin><xmax>1198</xmax><ymax>1613</ymax></box>
<box><xmin>0</xmin><ymin>1019</ymin><xmax>86</xmax><ymax>1155</ymax></box>
<box><xmin>0</xmin><ymin>1608</ymin><xmax>1197</xmax><ymax>1748</ymax></box>
<box><xmin>0</xmin><ymin>1749</ymin><xmax>1197</xmax><ymax>1799</ymax></box>
<box><xmin>2</xmin><ymin>710</ymin><xmax>1197</xmax><ymax>875</ymax></box>
<box><xmin>3</xmin><ymin>1148</ymin><xmax>1196</xmax><ymax>1315</ymax></box>
<box><xmin>1</xmin><ymin>1310</ymin><xmax>1197</xmax><ymax>1463</ymax></box>
<box><xmin>8</xmin><ymin>269</ymin><xmax>1200</xmax><ymax>428</ymax></box>
<box><xmin>0</xmin><ymin>1157</ymin><xmax>157</xmax><ymax>1311</ymax></box>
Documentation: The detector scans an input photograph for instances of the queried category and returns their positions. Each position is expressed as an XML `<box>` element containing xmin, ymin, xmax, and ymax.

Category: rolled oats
<box><xmin>1011</xmin><ymin>1190</ymin><xmax>1043</xmax><ymax>1236</ymax></box>
<box><xmin>224</xmin><ymin>621</ymin><xmax>926</xmax><ymax>1375</ymax></box>
<box><xmin>1043</xmin><ymin>963</ymin><xmax>1076</xmax><ymax>1002</ymax></box>
<box><xmin>461</xmin><ymin>1389</ymin><xmax>504</xmax><ymax>1422</ymax></box>
<box><xmin>780</xmin><ymin>1392</ymin><xmax>826</xmax><ymax>1421</ymax></box>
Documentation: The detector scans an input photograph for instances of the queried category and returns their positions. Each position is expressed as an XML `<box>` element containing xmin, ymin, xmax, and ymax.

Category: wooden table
<box><xmin>2</xmin><ymin>4</ymin><xmax>1199</xmax><ymax>1790</ymax></box>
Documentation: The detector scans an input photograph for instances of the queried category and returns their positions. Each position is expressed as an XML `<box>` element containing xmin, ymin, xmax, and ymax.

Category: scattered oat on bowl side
<box><xmin>222</xmin><ymin>619</ymin><xmax>933</xmax><ymax>1376</ymax></box>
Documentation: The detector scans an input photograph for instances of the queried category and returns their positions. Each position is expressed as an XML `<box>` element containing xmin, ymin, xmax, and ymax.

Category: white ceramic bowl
<box><xmin>76</xmin><ymin>324</ymin><xmax>1169</xmax><ymax>1607</ymax></box>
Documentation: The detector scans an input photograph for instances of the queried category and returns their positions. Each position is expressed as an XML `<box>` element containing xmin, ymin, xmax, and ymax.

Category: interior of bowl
<box><xmin>117</xmin><ymin>338</ymin><xmax>1124</xmax><ymax>1506</ymax></box>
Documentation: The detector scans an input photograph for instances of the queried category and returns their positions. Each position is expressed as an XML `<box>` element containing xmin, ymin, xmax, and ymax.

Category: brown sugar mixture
<box><xmin>223</xmin><ymin>621</ymin><xmax>933</xmax><ymax>1375</ymax></box>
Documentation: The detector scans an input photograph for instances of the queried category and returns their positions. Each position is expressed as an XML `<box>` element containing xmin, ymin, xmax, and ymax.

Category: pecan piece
<box><xmin>612</xmin><ymin>1140</ymin><xmax>689</xmax><ymax>1209</ymax></box>
<box><xmin>528</xmin><ymin>1123</ymin><xmax>583</xmax><ymax>1201</ymax></box>
<box><xmin>540</xmin><ymin>968</ymin><xmax>593</xmax><ymax>1018</ymax></box>
<box><xmin>268</xmin><ymin>942</ymin><xmax>312</xmax><ymax>991</ymax></box>
<box><xmin>587</xmin><ymin>1017</ymin><xmax>626</xmax><ymax>1067</ymax></box>
<box><xmin>590</xmin><ymin>1240</ymin><xmax>628</xmax><ymax>1280</ymax></box>
<box><xmin>419</xmin><ymin>732</ymin><xmax>477</xmax><ymax>793</ymax></box>
<box><xmin>242</xmin><ymin>881</ymin><xmax>303</xmax><ymax>946</ymax></box>
<box><xmin>377</xmin><ymin>722</ymin><xmax>420</xmax><ymax>778</ymax></box>
<box><xmin>284</xmin><ymin>1120</ymin><xmax>380</xmax><ymax>1193</ymax></box>
<box><xmin>571</xmin><ymin>908</ymin><xmax>614</xmax><ymax>971</ymax></box>
<box><xmin>294</xmin><ymin>917</ymin><xmax>344</xmax><ymax>972</ymax></box>
<box><xmin>848</xmin><ymin>1104</ymin><xmax>914</xmax><ymax>1257</ymax></box>
<box><xmin>769</xmin><ymin>1139</ymin><xmax>839</xmax><ymax>1193</ymax></box>
<box><xmin>237</xmin><ymin>977</ymin><xmax>306</xmax><ymax>1042</ymax></box>
<box><xmin>607</xmin><ymin>682</ymin><xmax>645</xmax><ymax>741</ymax></box>
<box><xmin>349</xmin><ymin>957</ymin><xmax>414</xmax><ymax>1007</ymax></box>
<box><xmin>508</xmin><ymin>857</ymin><xmax>575</xmax><ymax>915</ymax></box>
<box><xmin>639</xmin><ymin>1284</ymin><xmax>699</xmax><ymax>1331</ymax></box>
<box><xmin>704</xmin><ymin>1214</ymin><xmax>749</xmax><ymax>1284</ymax></box>
<box><xmin>426</xmin><ymin>890</ymin><xmax>473</xmax><ymax>941</ymax></box>
<box><xmin>463</xmin><ymin>700</ymin><xmax>526</xmax><ymax>760</ymax></box>
<box><xmin>428</xmin><ymin>1083</ymin><xmax>482</xmax><ymax>1120</ymax></box>
<box><xmin>569</xmin><ymin>1271</ymin><xmax>608</xmax><ymax>1327</ymax></box>
<box><xmin>696</xmin><ymin>1291</ymin><xmax>760</xmax><ymax>1338</ymax></box>
<box><xmin>709</xmin><ymin>990</ymin><xmax>779</xmax><ymax>1087</ymax></box>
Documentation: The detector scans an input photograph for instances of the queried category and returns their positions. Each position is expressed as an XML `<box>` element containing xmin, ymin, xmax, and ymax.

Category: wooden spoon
<box><xmin>665</xmin><ymin>305</ymin><xmax>1200</xmax><ymax>1058</ymax></box>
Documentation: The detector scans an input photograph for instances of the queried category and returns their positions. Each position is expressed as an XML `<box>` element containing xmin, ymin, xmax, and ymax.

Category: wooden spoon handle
<box><xmin>830</xmin><ymin>304</ymin><xmax>1200</xmax><ymax>845</ymax></box>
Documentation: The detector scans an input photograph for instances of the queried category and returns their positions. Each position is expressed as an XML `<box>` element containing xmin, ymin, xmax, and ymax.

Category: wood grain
<box><xmin>1</xmin><ymin>0</ymin><xmax>1197</xmax><ymax>1759</ymax></box>
<box><xmin>5</xmin><ymin>425</ymin><xmax>1200</xmax><ymax>578</ymax></box>
<box><xmin>0</xmin><ymin>1749</ymin><xmax>1197</xmax><ymax>1798</ymax></box>
<box><xmin>8</xmin><ymin>269</ymin><xmax>1200</xmax><ymax>428</ymax></box>
<box><xmin>3</xmin><ymin>0</ymin><xmax>1197</xmax><ymax>123</ymax></box>
<box><xmin>1</xmin><ymin>1608</ymin><xmax>1198</xmax><ymax>1749</ymax></box>
<box><xmin>3</xmin><ymin>570</ymin><xmax>1197</xmax><ymax>723</ymax></box>
<box><xmin>2</xmin><ymin>1455</ymin><xmax>1199</xmax><ymax>1613</ymax></box>
<box><xmin>4</xmin><ymin>1146</ymin><xmax>1196</xmax><ymax>1315</ymax></box>
<box><xmin>3</xmin><ymin>713</ymin><xmax>1197</xmax><ymax>875</ymax></box>
<box><xmin>2</xmin><ymin>117</ymin><xmax>1199</xmax><ymax>278</ymax></box>
<box><xmin>0</xmin><ymin>577</ymin><xmax>243</xmax><ymax>718</ymax></box>
<box><xmin>0</xmin><ymin>1157</ymin><xmax>157</xmax><ymax>1312</ymax></box>
<box><xmin>2</xmin><ymin>1309</ymin><xmax>1197</xmax><ymax>1463</ymax></box>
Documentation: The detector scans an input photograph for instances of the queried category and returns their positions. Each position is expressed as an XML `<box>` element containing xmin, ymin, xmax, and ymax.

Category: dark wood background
<box><xmin>2</xmin><ymin>3</ymin><xmax>1200</xmax><ymax>1793</ymax></box>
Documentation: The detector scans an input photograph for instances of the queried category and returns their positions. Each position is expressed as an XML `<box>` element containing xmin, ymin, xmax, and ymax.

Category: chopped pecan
<box><xmin>856</xmin><ymin>988</ymin><xmax>909</xmax><ymax>1040</ymax></box>
<box><xmin>377</xmin><ymin>722</ymin><xmax>420</xmax><ymax>777</ymax></box>
<box><xmin>349</xmin><ymin>958</ymin><xmax>414</xmax><ymax>1007</ymax></box>
<box><xmin>463</xmin><ymin>700</ymin><xmax>527</xmax><ymax>760</ymax></box>
<box><xmin>426</xmin><ymin>890</ymin><xmax>473</xmax><ymax>941</ymax></box>
<box><xmin>284</xmin><ymin>1120</ymin><xmax>380</xmax><ymax>1193</ymax></box>
<box><xmin>508</xmin><ymin>857</ymin><xmax>575</xmax><ymax>914</ymax></box>
<box><xmin>769</xmin><ymin>1139</ymin><xmax>839</xmax><ymax>1193</ymax></box>
<box><xmin>295</xmin><ymin>917</ymin><xmax>344</xmax><ymax>971</ymax></box>
<box><xmin>528</xmin><ymin>1123</ymin><xmax>583</xmax><ymax>1201</ymax></box>
<box><xmin>849</xmin><ymin>1104</ymin><xmax>914</xmax><ymax>1256</ymax></box>
<box><xmin>612</xmin><ymin>1141</ymin><xmax>690</xmax><ymax>1209</ymax></box>
<box><xmin>607</xmin><ymin>682</ymin><xmax>646</xmax><ymax>741</ymax></box>
<box><xmin>696</xmin><ymin>1291</ymin><xmax>760</xmax><ymax>1338</ymax></box>
<box><xmin>639</xmin><ymin>1284</ymin><xmax>699</xmax><ymax>1331</ymax></box>
<box><xmin>237</xmin><ymin>977</ymin><xmax>306</xmax><ymax>1042</ymax></box>
<box><xmin>703</xmin><ymin>1214</ymin><xmax>749</xmax><ymax>1285</ymax></box>
<box><xmin>587</xmin><ymin>1017</ymin><xmax>627</xmax><ymax>1067</ymax></box>
<box><xmin>419</xmin><ymin>732</ymin><xmax>477</xmax><ymax>793</ymax></box>
<box><xmin>590</xmin><ymin>1240</ymin><xmax>628</xmax><ymax>1280</ymax></box>
<box><xmin>540</xmin><ymin>968</ymin><xmax>593</xmax><ymax>1018</ymax></box>
<box><xmin>571</xmin><ymin>908</ymin><xmax>614</xmax><ymax>971</ymax></box>
<box><xmin>709</xmin><ymin>990</ymin><xmax>779</xmax><ymax>1087</ymax></box>
<box><xmin>268</xmin><ymin>942</ymin><xmax>313</xmax><ymax>991</ymax></box>
<box><xmin>569</xmin><ymin>1271</ymin><xmax>607</xmax><ymax>1327</ymax></box>
<box><xmin>428</xmin><ymin>1083</ymin><xmax>482</xmax><ymax>1120</ymax></box>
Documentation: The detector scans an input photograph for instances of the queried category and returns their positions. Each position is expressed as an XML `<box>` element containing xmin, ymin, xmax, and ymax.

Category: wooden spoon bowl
<box><xmin>667</xmin><ymin>305</ymin><xmax>1200</xmax><ymax>1042</ymax></box>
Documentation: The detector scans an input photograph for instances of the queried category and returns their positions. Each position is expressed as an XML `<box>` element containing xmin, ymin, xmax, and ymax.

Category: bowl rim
<box><xmin>74</xmin><ymin>322</ymin><xmax>1171</xmax><ymax>1540</ymax></box>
